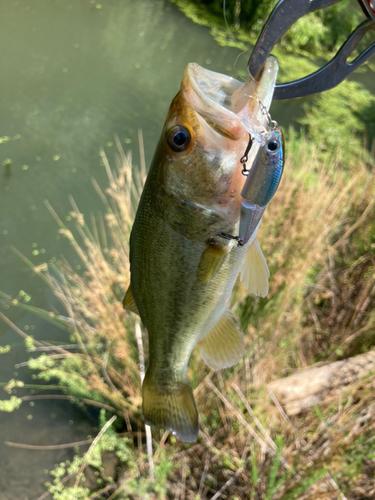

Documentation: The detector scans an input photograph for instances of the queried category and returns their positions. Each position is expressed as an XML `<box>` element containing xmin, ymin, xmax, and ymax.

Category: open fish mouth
<box><xmin>184</xmin><ymin>57</ymin><xmax>279</xmax><ymax>145</ymax></box>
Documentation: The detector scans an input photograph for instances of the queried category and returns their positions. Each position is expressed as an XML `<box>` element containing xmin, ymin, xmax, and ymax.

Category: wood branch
<box><xmin>267</xmin><ymin>351</ymin><xmax>375</xmax><ymax>416</ymax></box>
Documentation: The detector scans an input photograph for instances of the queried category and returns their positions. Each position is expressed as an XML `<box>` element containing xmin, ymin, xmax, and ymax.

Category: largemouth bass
<box><xmin>125</xmin><ymin>56</ymin><xmax>280</xmax><ymax>442</ymax></box>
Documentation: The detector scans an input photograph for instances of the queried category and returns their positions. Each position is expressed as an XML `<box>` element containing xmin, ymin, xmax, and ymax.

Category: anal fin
<box><xmin>199</xmin><ymin>310</ymin><xmax>244</xmax><ymax>370</ymax></box>
<box><xmin>142</xmin><ymin>372</ymin><xmax>198</xmax><ymax>443</ymax></box>
<box><xmin>123</xmin><ymin>285</ymin><xmax>139</xmax><ymax>315</ymax></box>
<box><xmin>240</xmin><ymin>238</ymin><xmax>269</xmax><ymax>298</ymax></box>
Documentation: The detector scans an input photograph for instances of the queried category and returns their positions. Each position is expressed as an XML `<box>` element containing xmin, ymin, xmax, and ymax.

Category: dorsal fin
<box><xmin>240</xmin><ymin>238</ymin><xmax>269</xmax><ymax>297</ymax></box>
<box><xmin>123</xmin><ymin>285</ymin><xmax>139</xmax><ymax>315</ymax></box>
<box><xmin>198</xmin><ymin>310</ymin><xmax>244</xmax><ymax>370</ymax></box>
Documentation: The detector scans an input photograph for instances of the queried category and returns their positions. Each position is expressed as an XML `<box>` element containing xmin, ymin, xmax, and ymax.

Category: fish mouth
<box><xmin>184</xmin><ymin>58</ymin><xmax>279</xmax><ymax>144</ymax></box>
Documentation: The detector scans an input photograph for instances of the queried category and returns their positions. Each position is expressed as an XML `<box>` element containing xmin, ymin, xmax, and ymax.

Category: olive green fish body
<box><xmin>131</xmin><ymin>175</ymin><xmax>247</xmax><ymax>368</ymax></box>
<box><xmin>129</xmin><ymin>145</ymin><xmax>246</xmax><ymax>441</ymax></box>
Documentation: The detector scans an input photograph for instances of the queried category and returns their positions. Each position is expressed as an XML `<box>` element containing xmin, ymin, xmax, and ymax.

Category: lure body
<box><xmin>239</xmin><ymin>129</ymin><xmax>284</xmax><ymax>245</ymax></box>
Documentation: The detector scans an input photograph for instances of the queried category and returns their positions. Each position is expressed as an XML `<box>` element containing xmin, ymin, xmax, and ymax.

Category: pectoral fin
<box><xmin>123</xmin><ymin>285</ymin><xmax>139</xmax><ymax>315</ymax></box>
<box><xmin>199</xmin><ymin>310</ymin><xmax>244</xmax><ymax>370</ymax></box>
<box><xmin>240</xmin><ymin>238</ymin><xmax>269</xmax><ymax>298</ymax></box>
<box><xmin>198</xmin><ymin>242</ymin><xmax>230</xmax><ymax>282</ymax></box>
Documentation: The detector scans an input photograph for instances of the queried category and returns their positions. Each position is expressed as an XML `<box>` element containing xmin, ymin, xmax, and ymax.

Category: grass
<box><xmin>0</xmin><ymin>130</ymin><xmax>374</xmax><ymax>498</ymax></box>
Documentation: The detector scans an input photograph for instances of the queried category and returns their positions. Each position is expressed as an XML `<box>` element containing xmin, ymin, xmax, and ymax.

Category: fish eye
<box><xmin>167</xmin><ymin>125</ymin><xmax>191</xmax><ymax>152</ymax></box>
<box><xmin>266</xmin><ymin>138</ymin><xmax>280</xmax><ymax>153</ymax></box>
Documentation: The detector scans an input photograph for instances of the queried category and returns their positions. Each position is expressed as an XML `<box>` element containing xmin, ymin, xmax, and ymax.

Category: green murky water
<box><xmin>0</xmin><ymin>0</ymin><xmax>374</xmax><ymax>497</ymax></box>
<box><xmin>0</xmin><ymin>1</ymin><xmax>258</xmax><ymax>496</ymax></box>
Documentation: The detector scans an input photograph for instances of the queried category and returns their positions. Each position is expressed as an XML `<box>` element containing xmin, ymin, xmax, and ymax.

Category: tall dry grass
<box><xmin>231</xmin><ymin>131</ymin><xmax>375</xmax><ymax>384</ymax></box>
<box><xmin>1</xmin><ymin>132</ymin><xmax>374</xmax><ymax>499</ymax></box>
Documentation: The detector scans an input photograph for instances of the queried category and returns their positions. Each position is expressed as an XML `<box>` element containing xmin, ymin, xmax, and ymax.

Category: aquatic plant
<box><xmin>0</xmin><ymin>131</ymin><xmax>374</xmax><ymax>498</ymax></box>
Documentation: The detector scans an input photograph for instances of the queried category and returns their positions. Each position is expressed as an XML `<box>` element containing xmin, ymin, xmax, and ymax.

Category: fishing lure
<box><xmin>239</xmin><ymin>128</ymin><xmax>284</xmax><ymax>246</ymax></box>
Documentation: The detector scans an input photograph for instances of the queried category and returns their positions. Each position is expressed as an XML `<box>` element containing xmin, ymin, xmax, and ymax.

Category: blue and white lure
<box><xmin>210</xmin><ymin>125</ymin><xmax>284</xmax><ymax>298</ymax></box>
<box><xmin>206</xmin><ymin>55</ymin><xmax>284</xmax><ymax>298</ymax></box>
<box><xmin>239</xmin><ymin>128</ymin><xmax>284</xmax><ymax>246</ymax></box>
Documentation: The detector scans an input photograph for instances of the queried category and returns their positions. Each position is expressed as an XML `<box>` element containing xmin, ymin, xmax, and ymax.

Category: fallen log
<box><xmin>267</xmin><ymin>350</ymin><xmax>375</xmax><ymax>416</ymax></box>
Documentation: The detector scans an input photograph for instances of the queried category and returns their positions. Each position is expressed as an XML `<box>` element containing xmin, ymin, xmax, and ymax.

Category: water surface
<box><xmin>0</xmin><ymin>1</ymin><xmax>262</xmax><ymax>496</ymax></box>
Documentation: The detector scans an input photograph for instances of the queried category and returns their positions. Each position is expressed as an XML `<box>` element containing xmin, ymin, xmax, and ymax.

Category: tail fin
<box><xmin>142</xmin><ymin>371</ymin><xmax>199</xmax><ymax>443</ymax></box>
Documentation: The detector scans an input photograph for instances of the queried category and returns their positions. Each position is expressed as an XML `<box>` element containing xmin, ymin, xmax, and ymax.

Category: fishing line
<box><xmin>223</xmin><ymin>0</ymin><xmax>231</xmax><ymax>33</ymax></box>
<box><xmin>233</xmin><ymin>50</ymin><xmax>250</xmax><ymax>76</ymax></box>
<box><xmin>223</xmin><ymin>0</ymin><xmax>248</xmax><ymax>75</ymax></box>
<box><xmin>223</xmin><ymin>0</ymin><xmax>253</xmax><ymax>76</ymax></box>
